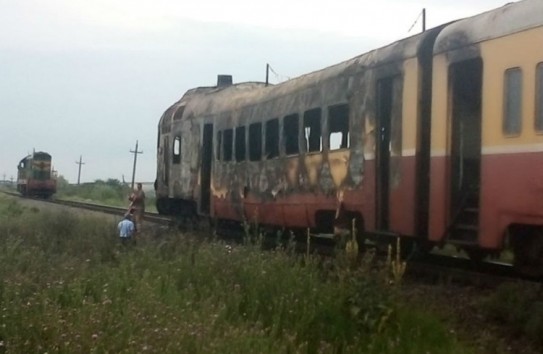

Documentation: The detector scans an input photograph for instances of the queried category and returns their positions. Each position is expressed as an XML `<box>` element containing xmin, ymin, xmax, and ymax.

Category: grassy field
<box><xmin>53</xmin><ymin>179</ymin><xmax>157</xmax><ymax>213</ymax></box>
<box><xmin>0</xmin><ymin>195</ymin><xmax>486</xmax><ymax>353</ymax></box>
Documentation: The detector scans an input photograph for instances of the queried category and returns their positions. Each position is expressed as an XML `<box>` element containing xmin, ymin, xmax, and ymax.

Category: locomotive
<box><xmin>17</xmin><ymin>151</ymin><xmax>57</xmax><ymax>198</ymax></box>
<box><xmin>155</xmin><ymin>0</ymin><xmax>543</xmax><ymax>274</ymax></box>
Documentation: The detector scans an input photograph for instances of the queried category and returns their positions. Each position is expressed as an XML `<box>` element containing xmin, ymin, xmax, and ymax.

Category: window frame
<box><xmin>173</xmin><ymin>135</ymin><xmax>181</xmax><ymax>164</ymax></box>
<box><xmin>235</xmin><ymin>126</ymin><xmax>247</xmax><ymax>162</ymax></box>
<box><xmin>249</xmin><ymin>122</ymin><xmax>263</xmax><ymax>161</ymax></box>
<box><xmin>327</xmin><ymin>104</ymin><xmax>350</xmax><ymax>151</ymax></box>
<box><xmin>535</xmin><ymin>63</ymin><xmax>543</xmax><ymax>133</ymax></box>
<box><xmin>216</xmin><ymin>131</ymin><xmax>222</xmax><ymax>160</ymax></box>
<box><xmin>303</xmin><ymin>108</ymin><xmax>322</xmax><ymax>153</ymax></box>
<box><xmin>503</xmin><ymin>67</ymin><xmax>523</xmax><ymax>136</ymax></box>
<box><xmin>265</xmin><ymin>118</ymin><xmax>280</xmax><ymax>159</ymax></box>
<box><xmin>223</xmin><ymin>128</ymin><xmax>234</xmax><ymax>162</ymax></box>
<box><xmin>283</xmin><ymin>113</ymin><xmax>300</xmax><ymax>156</ymax></box>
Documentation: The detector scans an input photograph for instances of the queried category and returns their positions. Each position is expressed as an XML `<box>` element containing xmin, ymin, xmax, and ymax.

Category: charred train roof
<box><xmin>161</xmin><ymin>25</ymin><xmax>447</xmax><ymax>122</ymax></box>
<box><xmin>434</xmin><ymin>0</ymin><xmax>543</xmax><ymax>54</ymax></box>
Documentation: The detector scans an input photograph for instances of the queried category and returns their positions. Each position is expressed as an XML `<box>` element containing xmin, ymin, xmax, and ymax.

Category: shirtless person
<box><xmin>129</xmin><ymin>183</ymin><xmax>146</xmax><ymax>231</ymax></box>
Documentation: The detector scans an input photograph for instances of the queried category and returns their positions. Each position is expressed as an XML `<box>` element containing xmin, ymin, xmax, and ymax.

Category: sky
<box><xmin>1</xmin><ymin>0</ymin><xmax>513</xmax><ymax>184</ymax></box>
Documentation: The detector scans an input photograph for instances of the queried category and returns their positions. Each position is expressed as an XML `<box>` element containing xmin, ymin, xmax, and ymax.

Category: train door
<box><xmin>375</xmin><ymin>77</ymin><xmax>395</xmax><ymax>230</ymax></box>
<box><xmin>448</xmin><ymin>58</ymin><xmax>482</xmax><ymax>243</ymax></box>
<box><xmin>200</xmin><ymin>123</ymin><xmax>213</xmax><ymax>214</ymax></box>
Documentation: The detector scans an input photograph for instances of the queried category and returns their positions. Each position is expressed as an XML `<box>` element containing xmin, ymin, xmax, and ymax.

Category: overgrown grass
<box><xmin>55</xmin><ymin>179</ymin><xmax>157</xmax><ymax>212</ymax></box>
<box><xmin>0</xmin><ymin>195</ymin><xmax>475</xmax><ymax>353</ymax></box>
<box><xmin>56</xmin><ymin>179</ymin><xmax>132</xmax><ymax>207</ymax></box>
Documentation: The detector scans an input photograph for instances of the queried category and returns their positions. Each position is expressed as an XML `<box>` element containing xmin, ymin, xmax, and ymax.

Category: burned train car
<box><xmin>156</xmin><ymin>25</ymin><xmax>445</xmax><ymax>239</ymax></box>
<box><xmin>157</xmin><ymin>0</ymin><xmax>543</xmax><ymax>274</ymax></box>
<box><xmin>17</xmin><ymin>151</ymin><xmax>57</xmax><ymax>198</ymax></box>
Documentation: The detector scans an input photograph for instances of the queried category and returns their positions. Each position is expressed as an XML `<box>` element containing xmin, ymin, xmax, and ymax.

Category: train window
<box><xmin>173</xmin><ymin>136</ymin><xmax>181</xmax><ymax>164</ymax></box>
<box><xmin>536</xmin><ymin>63</ymin><xmax>543</xmax><ymax>132</ymax></box>
<box><xmin>503</xmin><ymin>68</ymin><xmax>522</xmax><ymax>136</ymax></box>
<box><xmin>223</xmin><ymin>129</ymin><xmax>233</xmax><ymax>161</ymax></box>
<box><xmin>235</xmin><ymin>126</ymin><xmax>246</xmax><ymax>162</ymax></box>
<box><xmin>216</xmin><ymin>131</ymin><xmax>222</xmax><ymax>160</ymax></box>
<box><xmin>249</xmin><ymin>122</ymin><xmax>262</xmax><ymax>161</ymax></box>
<box><xmin>328</xmin><ymin>104</ymin><xmax>350</xmax><ymax>150</ymax></box>
<box><xmin>284</xmin><ymin>114</ymin><xmax>299</xmax><ymax>155</ymax></box>
<box><xmin>303</xmin><ymin>108</ymin><xmax>322</xmax><ymax>152</ymax></box>
<box><xmin>265</xmin><ymin>118</ymin><xmax>279</xmax><ymax>159</ymax></box>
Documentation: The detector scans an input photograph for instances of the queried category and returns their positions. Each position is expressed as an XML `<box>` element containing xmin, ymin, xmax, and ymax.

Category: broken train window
<box><xmin>223</xmin><ymin>129</ymin><xmax>233</xmax><ymax>161</ymax></box>
<box><xmin>216</xmin><ymin>131</ymin><xmax>222</xmax><ymax>160</ymax></box>
<box><xmin>249</xmin><ymin>122</ymin><xmax>262</xmax><ymax>161</ymax></box>
<box><xmin>303</xmin><ymin>108</ymin><xmax>322</xmax><ymax>152</ymax></box>
<box><xmin>235</xmin><ymin>126</ymin><xmax>246</xmax><ymax>162</ymax></box>
<box><xmin>265</xmin><ymin>118</ymin><xmax>279</xmax><ymax>159</ymax></box>
<box><xmin>284</xmin><ymin>113</ymin><xmax>299</xmax><ymax>155</ymax></box>
<box><xmin>173</xmin><ymin>135</ymin><xmax>181</xmax><ymax>164</ymax></box>
<box><xmin>328</xmin><ymin>104</ymin><xmax>350</xmax><ymax>150</ymax></box>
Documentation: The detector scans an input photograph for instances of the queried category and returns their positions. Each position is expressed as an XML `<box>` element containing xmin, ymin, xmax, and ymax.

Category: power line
<box><xmin>266</xmin><ymin>63</ymin><xmax>290</xmax><ymax>84</ymax></box>
<box><xmin>408</xmin><ymin>8</ymin><xmax>426</xmax><ymax>33</ymax></box>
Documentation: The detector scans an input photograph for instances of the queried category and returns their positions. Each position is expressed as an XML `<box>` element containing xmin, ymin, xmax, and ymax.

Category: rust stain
<box><xmin>303</xmin><ymin>153</ymin><xmax>323</xmax><ymax>187</ymax></box>
<box><xmin>285</xmin><ymin>157</ymin><xmax>300</xmax><ymax>188</ymax></box>
<box><xmin>328</xmin><ymin>150</ymin><xmax>351</xmax><ymax>188</ymax></box>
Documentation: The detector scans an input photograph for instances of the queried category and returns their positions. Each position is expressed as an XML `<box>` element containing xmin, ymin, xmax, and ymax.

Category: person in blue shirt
<box><xmin>118</xmin><ymin>213</ymin><xmax>135</xmax><ymax>244</ymax></box>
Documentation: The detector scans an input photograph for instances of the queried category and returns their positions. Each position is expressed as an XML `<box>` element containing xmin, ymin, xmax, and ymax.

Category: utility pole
<box><xmin>75</xmin><ymin>155</ymin><xmax>85</xmax><ymax>185</ymax></box>
<box><xmin>130</xmin><ymin>140</ymin><xmax>143</xmax><ymax>190</ymax></box>
<box><xmin>422</xmin><ymin>8</ymin><xmax>426</xmax><ymax>32</ymax></box>
<box><xmin>408</xmin><ymin>8</ymin><xmax>427</xmax><ymax>33</ymax></box>
<box><xmin>265</xmin><ymin>63</ymin><xmax>270</xmax><ymax>86</ymax></box>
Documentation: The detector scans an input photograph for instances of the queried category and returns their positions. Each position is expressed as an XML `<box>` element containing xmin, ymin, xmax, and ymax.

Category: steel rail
<box><xmin>0</xmin><ymin>189</ymin><xmax>172</xmax><ymax>226</ymax></box>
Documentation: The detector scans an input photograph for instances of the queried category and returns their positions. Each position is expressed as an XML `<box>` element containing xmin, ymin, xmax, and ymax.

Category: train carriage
<box><xmin>156</xmin><ymin>0</ymin><xmax>543</xmax><ymax>274</ymax></box>
<box><xmin>429</xmin><ymin>0</ymin><xmax>543</xmax><ymax>268</ymax></box>
<box><xmin>156</xmin><ymin>26</ymin><xmax>447</xmax><ymax>240</ymax></box>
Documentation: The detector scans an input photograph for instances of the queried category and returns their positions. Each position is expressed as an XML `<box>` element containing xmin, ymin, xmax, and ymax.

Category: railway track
<box><xmin>1</xmin><ymin>188</ymin><xmax>539</xmax><ymax>286</ymax></box>
<box><xmin>0</xmin><ymin>189</ymin><xmax>172</xmax><ymax>226</ymax></box>
<box><xmin>405</xmin><ymin>253</ymin><xmax>541</xmax><ymax>287</ymax></box>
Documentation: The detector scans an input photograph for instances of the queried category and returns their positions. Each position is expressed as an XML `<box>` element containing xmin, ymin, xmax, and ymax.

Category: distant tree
<box><xmin>105</xmin><ymin>178</ymin><xmax>122</xmax><ymax>188</ymax></box>
<box><xmin>56</xmin><ymin>175</ymin><xmax>70</xmax><ymax>190</ymax></box>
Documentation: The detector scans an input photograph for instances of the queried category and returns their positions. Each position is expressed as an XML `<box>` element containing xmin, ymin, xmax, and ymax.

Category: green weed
<box><xmin>0</xmin><ymin>196</ymin><xmax>476</xmax><ymax>353</ymax></box>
